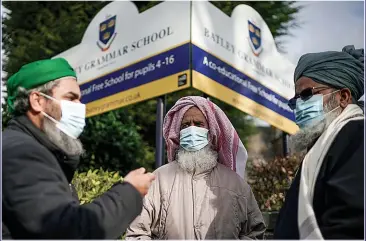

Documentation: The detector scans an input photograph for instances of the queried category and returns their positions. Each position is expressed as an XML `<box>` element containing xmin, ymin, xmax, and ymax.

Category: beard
<box><xmin>42</xmin><ymin>114</ymin><xmax>84</xmax><ymax>157</ymax></box>
<box><xmin>176</xmin><ymin>145</ymin><xmax>218</xmax><ymax>174</ymax></box>
<box><xmin>289</xmin><ymin>95</ymin><xmax>342</xmax><ymax>154</ymax></box>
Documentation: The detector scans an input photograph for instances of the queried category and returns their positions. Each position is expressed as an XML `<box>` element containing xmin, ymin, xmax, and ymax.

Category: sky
<box><xmin>1</xmin><ymin>1</ymin><xmax>365</xmax><ymax>123</ymax></box>
<box><xmin>281</xmin><ymin>1</ymin><xmax>364</xmax><ymax>64</ymax></box>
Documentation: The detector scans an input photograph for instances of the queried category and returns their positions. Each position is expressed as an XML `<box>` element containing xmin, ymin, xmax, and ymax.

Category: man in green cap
<box><xmin>274</xmin><ymin>45</ymin><xmax>364</xmax><ymax>239</ymax></box>
<box><xmin>2</xmin><ymin>58</ymin><xmax>155</xmax><ymax>239</ymax></box>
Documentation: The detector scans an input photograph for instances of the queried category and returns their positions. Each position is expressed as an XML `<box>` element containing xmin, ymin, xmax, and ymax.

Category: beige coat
<box><xmin>126</xmin><ymin>162</ymin><xmax>266</xmax><ymax>239</ymax></box>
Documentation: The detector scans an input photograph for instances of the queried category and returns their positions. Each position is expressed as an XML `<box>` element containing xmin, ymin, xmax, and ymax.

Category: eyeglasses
<box><xmin>288</xmin><ymin>86</ymin><xmax>331</xmax><ymax>110</ymax></box>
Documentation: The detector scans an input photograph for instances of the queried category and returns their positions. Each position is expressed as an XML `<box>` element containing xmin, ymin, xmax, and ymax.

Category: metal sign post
<box><xmin>155</xmin><ymin>95</ymin><xmax>166</xmax><ymax>169</ymax></box>
<box><xmin>282</xmin><ymin>131</ymin><xmax>289</xmax><ymax>157</ymax></box>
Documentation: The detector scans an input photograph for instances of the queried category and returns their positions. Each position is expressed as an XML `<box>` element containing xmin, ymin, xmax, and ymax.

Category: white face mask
<box><xmin>39</xmin><ymin>93</ymin><xmax>86</xmax><ymax>139</ymax></box>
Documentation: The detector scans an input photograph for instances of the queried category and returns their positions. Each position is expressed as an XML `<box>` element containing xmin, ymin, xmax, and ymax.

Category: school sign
<box><xmin>54</xmin><ymin>1</ymin><xmax>298</xmax><ymax>134</ymax></box>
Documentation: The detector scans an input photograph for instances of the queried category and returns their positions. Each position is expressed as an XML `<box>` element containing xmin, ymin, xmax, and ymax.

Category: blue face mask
<box><xmin>294</xmin><ymin>91</ymin><xmax>339</xmax><ymax>128</ymax></box>
<box><xmin>180</xmin><ymin>126</ymin><xmax>209</xmax><ymax>152</ymax></box>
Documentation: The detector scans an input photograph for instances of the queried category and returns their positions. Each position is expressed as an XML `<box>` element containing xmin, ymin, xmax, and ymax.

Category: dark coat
<box><xmin>2</xmin><ymin>116</ymin><xmax>143</xmax><ymax>239</ymax></box>
<box><xmin>274</xmin><ymin>119</ymin><xmax>364</xmax><ymax>239</ymax></box>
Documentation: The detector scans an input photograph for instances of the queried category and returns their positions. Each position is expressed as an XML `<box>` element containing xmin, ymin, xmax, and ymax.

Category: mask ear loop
<box><xmin>37</xmin><ymin>92</ymin><xmax>61</xmax><ymax>124</ymax></box>
<box><xmin>323</xmin><ymin>89</ymin><xmax>342</xmax><ymax>115</ymax></box>
<box><xmin>323</xmin><ymin>89</ymin><xmax>340</xmax><ymax>97</ymax></box>
<box><xmin>325</xmin><ymin>105</ymin><xmax>341</xmax><ymax>116</ymax></box>
<box><xmin>38</xmin><ymin>92</ymin><xmax>59</xmax><ymax>103</ymax></box>
<box><xmin>41</xmin><ymin>111</ymin><xmax>60</xmax><ymax>125</ymax></box>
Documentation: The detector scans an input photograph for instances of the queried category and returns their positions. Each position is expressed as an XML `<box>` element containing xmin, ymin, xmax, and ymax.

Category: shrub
<box><xmin>73</xmin><ymin>168</ymin><xmax>126</xmax><ymax>239</ymax></box>
<box><xmin>72</xmin><ymin>168</ymin><xmax>122</xmax><ymax>205</ymax></box>
<box><xmin>246</xmin><ymin>155</ymin><xmax>302</xmax><ymax>211</ymax></box>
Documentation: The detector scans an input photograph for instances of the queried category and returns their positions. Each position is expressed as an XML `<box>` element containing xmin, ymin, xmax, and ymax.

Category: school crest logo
<box><xmin>97</xmin><ymin>15</ymin><xmax>117</xmax><ymax>52</ymax></box>
<box><xmin>248</xmin><ymin>20</ymin><xmax>262</xmax><ymax>56</ymax></box>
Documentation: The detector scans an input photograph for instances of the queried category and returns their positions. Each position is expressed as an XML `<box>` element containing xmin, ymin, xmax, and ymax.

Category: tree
<box><xmin>2</xmin><ymin>1</ymin><xmax>300</xmax><ymax>172</ymax></box>
<box><xmin>79</xmin><ymin>109</ymin><xmax>153</xmax><ymax>175</ymax></box>
<box><xmin>2</xmin><ymin>2</ymin><xmax>110</xmax><ymax>76</ymax></box>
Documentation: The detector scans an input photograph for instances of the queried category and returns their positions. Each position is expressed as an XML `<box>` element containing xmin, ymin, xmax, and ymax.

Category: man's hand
<box><xmin>124</xmin><ymin>168</ymin><xmax>155</xmax><ymax>196</ymax></box>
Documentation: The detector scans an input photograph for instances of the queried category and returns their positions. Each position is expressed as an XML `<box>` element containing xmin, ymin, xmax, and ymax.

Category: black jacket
<box><xmin>274</xmin><ymin>119</ymin><xmax>364</xmax><ymax>239</ymax></box>
<box><xmin>2</xmin><ymin>116</ymin><xmax>143</xmax><ymax>239</ymax></box>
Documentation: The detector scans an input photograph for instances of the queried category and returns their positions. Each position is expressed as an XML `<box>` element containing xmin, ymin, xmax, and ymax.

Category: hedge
<box><xmin>246</xmin><ymin>155</ymin><xmax>302</xmax><ymax>211</ymax></box>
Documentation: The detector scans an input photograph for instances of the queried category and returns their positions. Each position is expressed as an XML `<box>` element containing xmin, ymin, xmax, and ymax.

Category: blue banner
<box><xmin>80</xmin><ymin>43</ymin><xmax>190</xmax><ymax>103</ymax></box>
<box><xmin>192</xmin><ymin>44</ymin><xmax>295</xmax><ymax>121</ymax></box>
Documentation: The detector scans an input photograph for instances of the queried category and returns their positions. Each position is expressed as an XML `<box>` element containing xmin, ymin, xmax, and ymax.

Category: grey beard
<box><xmin>176</xmin><ymin>145</ymin><xmax>218</xmax><ymax>174</ymax></box>
<box><xmin>42</xmin><ymin>117</ymin><xmax>84</xmax><ymax>157</ymax></box>
<box><xmin>289</xmin><ymin>100</ymin><xmax>342</xmax><ymax>154</ymax></box>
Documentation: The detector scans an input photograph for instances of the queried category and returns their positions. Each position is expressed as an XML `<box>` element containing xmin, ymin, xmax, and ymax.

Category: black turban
<box><xmin>294</xmin><ymin>45</ymin><xmax>364</xmax><ymax>103</ymax></box>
